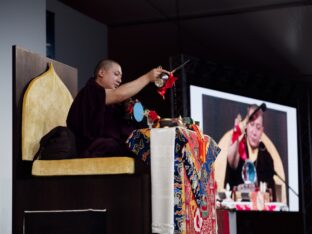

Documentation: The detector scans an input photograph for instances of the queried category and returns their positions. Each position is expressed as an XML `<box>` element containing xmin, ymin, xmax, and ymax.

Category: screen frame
<box><xmin>190</xmin><ymin>85</ymin><xmax>299</xmax><ymax>211</ymax></box>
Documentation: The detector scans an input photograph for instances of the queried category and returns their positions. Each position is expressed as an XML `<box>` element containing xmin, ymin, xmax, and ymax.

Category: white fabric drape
<box><xmin>151</xmin><ymin>128</ymin><xmax>176</xmax><ymax>234</ymax></box>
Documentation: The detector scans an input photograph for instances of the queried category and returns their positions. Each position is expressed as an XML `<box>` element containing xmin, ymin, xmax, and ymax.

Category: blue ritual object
<box><xmin>133</xmin><ymin>101</ymin><xmax>145</xmax><ymax>122</ymax></box>
<box><xmin>242</xmin><ymin>159</ymin><xmax>257</xmax><ymax>184</ymax></box>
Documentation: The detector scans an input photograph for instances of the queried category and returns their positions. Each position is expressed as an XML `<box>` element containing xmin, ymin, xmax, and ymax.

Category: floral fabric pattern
<box><xmin>127</xmin><ymin>127</ymin><xmax>220</xmax><ymax>234</ymax></box>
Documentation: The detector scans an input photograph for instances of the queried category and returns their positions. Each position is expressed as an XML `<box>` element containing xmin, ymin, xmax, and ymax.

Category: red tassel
<box><xmin>157</xmin><ymin>73</ymin><xmax>178</xmax><ymax>98</ymax></box>
<box><xmin>239</xmin><ymin>137</ymin><xmax>247</xmax><ymax>160</ymax></box>
<box><xmin>231</xmin><ymin>125</ymin><xmax>242</xmax><ymax>143</ymax></box>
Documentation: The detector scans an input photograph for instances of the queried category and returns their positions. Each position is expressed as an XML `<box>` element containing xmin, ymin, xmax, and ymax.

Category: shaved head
<box><xmin>94</xmin><ymin>59</ymin><xmax>120</xmax><ymax>76</ymax></box>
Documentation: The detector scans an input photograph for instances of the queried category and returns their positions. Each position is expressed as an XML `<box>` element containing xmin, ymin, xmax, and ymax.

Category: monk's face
<box><xmin>99</xmin><ymin>63</ymin><xmax>122</xmax><ymax>89</ymax></box>
<box><xmin>246</xmin><ymin>108</ymin><xmax>264</xmax><ymax>149</ymax></box>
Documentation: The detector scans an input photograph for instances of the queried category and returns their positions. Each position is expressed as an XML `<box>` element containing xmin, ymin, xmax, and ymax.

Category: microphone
<box><xmin>248</xmin><ymin>103</ymin><xmax>267</xmax><ymax>122</ymax></box>
<box><xmin>274</xmin><ymin>170</ymin><xmax>299</xmax><ymax>197</ymax></box>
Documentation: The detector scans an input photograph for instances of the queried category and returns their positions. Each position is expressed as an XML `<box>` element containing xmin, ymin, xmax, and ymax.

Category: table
<box><xmin>128</xmin><ymin>127</ymin><xmax>220</xmax><ymax>234</ymax></box>
<box><xmin>219</xmin><ymin>201</ymin><xmax>288</xmax><ymax>211</ymax></box>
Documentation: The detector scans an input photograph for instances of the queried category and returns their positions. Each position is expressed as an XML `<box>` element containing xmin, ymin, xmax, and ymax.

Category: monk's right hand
<box><xmin>146</xmin><ymin>66</ymin><xmax>170</xmax><ymax>83</ymax></box>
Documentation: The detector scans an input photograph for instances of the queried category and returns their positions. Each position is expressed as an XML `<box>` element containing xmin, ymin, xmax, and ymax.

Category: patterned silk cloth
<box><xmin>127</xmin><ymin>127</ymin><xmax>220</xmax><ymax>234</ymax></box>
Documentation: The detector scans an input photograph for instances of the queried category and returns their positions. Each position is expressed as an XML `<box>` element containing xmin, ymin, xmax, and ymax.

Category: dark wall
<box><xmin>108</xmin><ymin>5</ymin><xmax>312</xmax><ymax>115</ymax></box>
<box><xmin>108</xmin><ymin>22</ymin><xmax>181</xmax><ymax>117</ymax></box>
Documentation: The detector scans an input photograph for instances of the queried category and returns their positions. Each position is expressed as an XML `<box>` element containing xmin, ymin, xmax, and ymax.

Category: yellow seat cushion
<box><xmin>22</xmin><ymin>63</ymin><xmax>73</xmax><ymax>161</ymax></box>
<box><xmin>32</xmin><ymin>157</ymin><xmax>135</xmax><ymax>176</ymax></box>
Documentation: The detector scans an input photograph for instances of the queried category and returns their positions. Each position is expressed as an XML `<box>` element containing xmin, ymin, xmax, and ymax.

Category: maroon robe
<box><xmin>66</xmin><ymin>77</ymin><xmax>135</xmax><ymax>157</ymax></box>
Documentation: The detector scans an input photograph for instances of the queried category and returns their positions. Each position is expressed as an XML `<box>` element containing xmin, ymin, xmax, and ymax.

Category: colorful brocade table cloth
<box><xmin>127</xmin><ymin>127</ymin><xmax>220</xmax><ymax>234</ymax></box>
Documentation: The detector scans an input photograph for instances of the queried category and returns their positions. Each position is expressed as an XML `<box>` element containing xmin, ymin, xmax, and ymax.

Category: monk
<box><xmin>224</xmin><ymin>104</ymin><xmax>276</xmax><ymax>201</ymax></box>
<box><xmin>67</xmin><ymin>59</ymin><xmax>169</xmax><ymax>157</ymax></box>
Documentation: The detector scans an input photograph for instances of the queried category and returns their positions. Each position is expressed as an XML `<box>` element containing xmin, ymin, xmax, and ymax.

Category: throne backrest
<box><xmin>21</xmin><ymin>63</ymin><xmax>74</xmax><ymax>160</ymax></box>
<box><xmin>13</xmin><ymin>46</ymin><xmax>78</xmax><ymax>161</ymax></box>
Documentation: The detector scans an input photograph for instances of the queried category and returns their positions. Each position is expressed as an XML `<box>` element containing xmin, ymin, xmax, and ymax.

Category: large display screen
<box><xmin>190</xmin><ymin>85</ymin><xmax>299</xmax><ymax>211</ymax></box>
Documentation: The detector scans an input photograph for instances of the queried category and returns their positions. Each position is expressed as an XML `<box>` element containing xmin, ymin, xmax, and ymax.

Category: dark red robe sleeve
<box><xmin>67</xmin><ymin>78</ymin><xmax>135</xmax><ymax>157</ymax></box>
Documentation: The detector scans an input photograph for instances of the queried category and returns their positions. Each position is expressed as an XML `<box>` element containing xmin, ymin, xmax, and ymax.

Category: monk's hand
<box><xmin>234</xmin><ymin>114</ymin><xmax>242</xmax><ymax>127</ymax></box>
<box><xmin>146</xmin><ymin>66</ymin><xmax>170</xmax><ymax>82</ymax></box>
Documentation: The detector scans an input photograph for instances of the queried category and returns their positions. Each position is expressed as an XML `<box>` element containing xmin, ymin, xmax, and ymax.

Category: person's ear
<box><xmin>98</xmin><ymin>68</ymin><xmax>105</xmax><ymax>77</ymax></box>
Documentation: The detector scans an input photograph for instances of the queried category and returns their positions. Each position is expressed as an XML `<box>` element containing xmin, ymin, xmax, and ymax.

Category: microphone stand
<box><xmin>274</xmin><ymin>171</ymin><xmax>299</xmax><ymax>197</ymax></box>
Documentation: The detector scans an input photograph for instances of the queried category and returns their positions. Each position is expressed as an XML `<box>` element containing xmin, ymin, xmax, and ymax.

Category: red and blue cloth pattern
<box><xmin>127</xmin><ymin>127</ymin><xmax>220</xmax><ymax>233</ymax></box>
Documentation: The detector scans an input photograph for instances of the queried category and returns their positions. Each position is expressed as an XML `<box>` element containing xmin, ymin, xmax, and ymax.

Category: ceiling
<box><xmin>59</xmin><ymin>0</ymin><xmax>312</xmax><ymax>78</ymax></box>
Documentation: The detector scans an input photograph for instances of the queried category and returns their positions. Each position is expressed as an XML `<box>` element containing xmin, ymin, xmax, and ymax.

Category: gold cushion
<box><xmin>32</xmin><ymin>157</ymin><xmax>135</xmax><ymax>176</ymax></box>
<box><xmin>22</xmin><ymin>63</ymin><xmax>73</xmax><ymax>161</ymax></box>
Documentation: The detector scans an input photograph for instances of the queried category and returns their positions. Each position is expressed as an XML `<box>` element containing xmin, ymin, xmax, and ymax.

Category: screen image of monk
<box><xmin>224</xmin><ymin>104</ymin><xmax>278</xmax><ymax>201</ymax></box>
<box><xmin>201</xmin><ymin>97</ymin><xmax>288</xmax><ymax>205</ymax></box>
